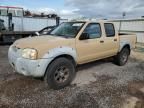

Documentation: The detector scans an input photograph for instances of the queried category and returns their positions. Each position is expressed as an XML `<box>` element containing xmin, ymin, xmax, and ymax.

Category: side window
<box><xmin>16</xmin><ymin>10</ymin><xmax>23</xmax><ymax>17</ymax></box>
<box><xmin>104</xmin><ymin>23</ymin><xmax>115</xmax><ymax>37</ymax></box>
<box><xmin>8</xmin><ymin>9</ymin><xmax>16</xmax><ymax>16</ymax></box>
<box><xmin>83</xmin><ymin>23</ymin><xmax>101</xmax><ymax>39</ymax></box>
<box><xmin>0</xmin><ymin>9</ymin><xmax>8</xmax><ymax>16</ymax></box>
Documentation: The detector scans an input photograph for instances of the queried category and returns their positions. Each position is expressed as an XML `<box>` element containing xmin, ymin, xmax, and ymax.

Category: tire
<box><xmin>114</xmin><ymin>47</ymin><xmax>130</xmax><ymax>66</ymax></box>
<box><xmin>45</xmin><ymin>57</ymin><xmax>76</xmax><ymax>90</ymax></box>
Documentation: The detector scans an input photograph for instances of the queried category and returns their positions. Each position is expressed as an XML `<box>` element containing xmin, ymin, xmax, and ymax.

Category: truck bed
<box><xmin>119</xmin><ymin>33</ymin><xmax>137</xmax><ymax>49</ymax></box>
<box><xmin>0</xmin><ymin>31</ymin><xmax>36</xmax><ymax>44</ymax></box>
<box><xmin>0</xmin><ymin>31</ymin><xmax>36</xmax><ymax>35</ymax></box>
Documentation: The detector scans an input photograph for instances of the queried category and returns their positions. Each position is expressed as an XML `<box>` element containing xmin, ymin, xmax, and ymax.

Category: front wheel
<box><xmin>45</xmin><ymin>57</ymin><xmax>76</xmax><ymax>90</ymax></box>
<box><xmin>114</xmin><ymin>47</ymin><xmax>130</xmax><ymax>66</ymax></box>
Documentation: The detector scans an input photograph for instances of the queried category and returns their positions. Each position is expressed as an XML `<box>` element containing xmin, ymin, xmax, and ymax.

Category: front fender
<box><xmin>43</xmin><ymin>46</ymin><xmax>77</xmax><ymax>60</ymax></box>
<box><xmin>37</xmin><ymin>46</ymin><xmax>77</xmax><ymax>76</ymax></box>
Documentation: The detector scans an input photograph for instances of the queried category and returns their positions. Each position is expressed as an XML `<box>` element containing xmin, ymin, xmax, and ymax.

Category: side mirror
<box><xmin>79</xmin><ymin>33</ymin><xmax>89</xmax><ymax>40</ymax></box>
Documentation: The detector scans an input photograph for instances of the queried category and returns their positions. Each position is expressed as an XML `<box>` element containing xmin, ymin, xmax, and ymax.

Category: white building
<box><xmin>110</xmin><ymin>18</ymin><xmax>144</xmax><ymax>43</ymax></box>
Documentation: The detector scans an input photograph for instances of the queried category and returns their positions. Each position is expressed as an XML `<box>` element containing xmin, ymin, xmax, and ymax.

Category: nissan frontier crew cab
<box><xmin>8</xmin><ymin>21</ymin><xmax>136</xmax><ymax>89</ymax></box>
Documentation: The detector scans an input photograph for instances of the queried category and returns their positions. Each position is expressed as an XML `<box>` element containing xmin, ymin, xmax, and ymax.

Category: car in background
<box><xmin>35</xmin><ymin>26</ymin><xmax>56</xmax><ymax>36</ymax></box>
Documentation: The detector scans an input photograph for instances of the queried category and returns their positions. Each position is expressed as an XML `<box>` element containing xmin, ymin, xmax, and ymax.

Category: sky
<box><xmin>0</xmin><ymin>0</ymin><xmax>144</xmax><ymax>19</ymax></box>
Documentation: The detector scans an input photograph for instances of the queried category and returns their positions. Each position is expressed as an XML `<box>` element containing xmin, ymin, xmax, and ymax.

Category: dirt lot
<box><xmin>0</xmin><ymin>45</ymin><xmax>144</xmax><ymax>108</ymax></box>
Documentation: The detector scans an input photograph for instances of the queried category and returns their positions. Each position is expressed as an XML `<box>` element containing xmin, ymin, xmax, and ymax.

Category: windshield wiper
<box><xmin>55</xmin><ymin>34</ymin><xmax>69</xmax><ymax>38</ymax></box>
<box><xmin>50</xmin><ymin>33</ymin><xmax>73</xmax><ymax>38</ymax></box>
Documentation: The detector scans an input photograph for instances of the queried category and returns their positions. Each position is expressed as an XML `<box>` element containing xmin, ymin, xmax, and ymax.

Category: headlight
<box><xmin>22</xmin><ymin>48</ymin><xmax>38</xmax><ymax>59</ymax></box>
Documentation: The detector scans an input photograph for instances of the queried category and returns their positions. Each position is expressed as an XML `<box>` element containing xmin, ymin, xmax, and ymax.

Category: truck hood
<box><xmin>14</xmin><ymin>35</ymin><xmax>69</xmax><ymax>48</ymax></box>
<box><xmin>13</xmin><ymin>35</ymin><xmax>75</xmax><ymax>58</ymax></box>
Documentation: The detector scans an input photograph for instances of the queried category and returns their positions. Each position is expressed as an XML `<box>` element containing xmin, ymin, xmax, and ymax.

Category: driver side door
<box><xmin>76</xmin><ymin>23</ymin><xmax>104</xmax><ymax>64</ymax></box>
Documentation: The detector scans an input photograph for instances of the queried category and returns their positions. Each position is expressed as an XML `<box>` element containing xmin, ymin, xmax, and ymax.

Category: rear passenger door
<box><xmin>103</xmin><ymin>23</ymin><xmax>119</xmax><ymax>56</ymax></box>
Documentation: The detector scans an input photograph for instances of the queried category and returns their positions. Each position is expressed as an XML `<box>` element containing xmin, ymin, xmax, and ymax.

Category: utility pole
<box><xmin>122</xmin><ymin>12</ymin><xmax>126</xmax><ymax>19</ymax></box>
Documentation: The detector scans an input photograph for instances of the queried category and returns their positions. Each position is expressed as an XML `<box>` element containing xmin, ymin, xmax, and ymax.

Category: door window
<box><xmin>83</xmin><ymin>23</ymin><xmax>101</xmax><ymax>39</ymax></box>
<box><xmin>104</xmin><ymin>23</ymin><xmax>115</xmax><ymax>37</ymax></box>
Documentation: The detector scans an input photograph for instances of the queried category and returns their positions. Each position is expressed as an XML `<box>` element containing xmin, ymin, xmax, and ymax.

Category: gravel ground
<box><xmin>0</xmin><ymin>46</ymin><xmax>144</xmax><ymax>108</ymax></box>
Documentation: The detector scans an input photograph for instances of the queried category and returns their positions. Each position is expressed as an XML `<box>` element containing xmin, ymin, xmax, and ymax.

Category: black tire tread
<box><xmin>45</xmin><ymin>57</ymin><xmax>75</xmax><ymax>90</ymax></box>
<box><xmin>114</xmin><ymin>47</ymin><xmax>130</xmax><ymax>66</ymax></box>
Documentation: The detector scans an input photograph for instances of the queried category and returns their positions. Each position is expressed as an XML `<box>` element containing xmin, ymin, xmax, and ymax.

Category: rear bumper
<box><xmin>8</xmin><ymin>45</ymin><xmax>51</xmax><ymax>77</ymax></box>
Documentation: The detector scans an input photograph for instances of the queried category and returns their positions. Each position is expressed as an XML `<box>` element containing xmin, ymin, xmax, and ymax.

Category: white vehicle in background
<box><xmin>0</xmin><ymin>6</ymin><xmax>66</xmax><ymax>31</ymax></box>
<box><xmin>0</xmin><ymin>6</ymin><xmax>67</xmax><ymax>44</ymax></box>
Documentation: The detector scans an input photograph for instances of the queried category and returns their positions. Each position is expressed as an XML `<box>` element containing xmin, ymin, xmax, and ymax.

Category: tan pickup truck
<box><xmin>8</xmin><ymin>21</ymin><xmax>136</xmax><ymax>89</ymax></box>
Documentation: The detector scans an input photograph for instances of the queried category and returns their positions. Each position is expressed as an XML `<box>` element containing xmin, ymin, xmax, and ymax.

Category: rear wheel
<box><xmin>45</xmin><ymin>57</ymin><xmax>76</xmax><ymax>90</ymax></box>
<box><xmin>114</xmin><ymin>47</ymin><xmax>130</xmax><ymax>66</ymax></box>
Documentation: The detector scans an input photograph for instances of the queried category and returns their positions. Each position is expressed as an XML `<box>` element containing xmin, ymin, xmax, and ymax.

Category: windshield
<box><xmin>50</xmin><ymin>22</ymin><xmax>85</xmax><ymax>38</ymax></box>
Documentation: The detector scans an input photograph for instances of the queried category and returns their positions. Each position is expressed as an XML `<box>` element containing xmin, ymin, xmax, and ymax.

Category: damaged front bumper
<box><xmin>8</xmin><ymin>45</ymin><xmax>51</xmax><ymax>77</ymax></box>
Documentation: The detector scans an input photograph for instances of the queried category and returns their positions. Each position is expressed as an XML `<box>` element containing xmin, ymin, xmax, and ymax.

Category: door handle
<box><xmin>114</xmin><ymin>39</ymin><xmax>117</xmax><ymax>41</ymax></box>
<box><xmin>100</xmin><ymin>40</ymin><xmax>104</xmax><ymax>43</ymax></box>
